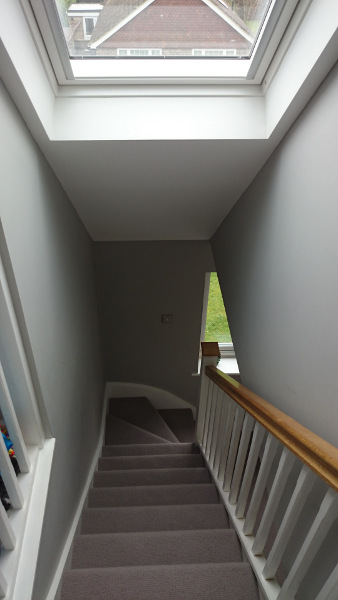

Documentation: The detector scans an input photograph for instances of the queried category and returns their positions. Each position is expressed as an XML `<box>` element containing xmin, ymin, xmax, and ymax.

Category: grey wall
<box><xmin>0</xmin><ymin>82</ymin><xmax>104</xmax><ymax>599</ymax></box>
<box><xmin>212</xmin><ymin>63</ymin><xmax>338</xmax><ymax>447</ymax></box>
<box><xmin>94</xmin><ymin>241</ymin><xmax>215</xmax><ymax>406</ymax></box>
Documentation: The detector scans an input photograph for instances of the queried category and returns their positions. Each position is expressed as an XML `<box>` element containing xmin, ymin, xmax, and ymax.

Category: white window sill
<box><xmin>218</xmin><ymin>357</ymin><xmax>239</xmax><ymax>375</ymax></box>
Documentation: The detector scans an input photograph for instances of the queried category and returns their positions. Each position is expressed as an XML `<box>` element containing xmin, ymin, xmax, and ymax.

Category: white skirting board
<box><xmin>105</xmin><ymin>382</ymin><xmax>196</xmax><ymax>418</ymax></box>
<box><xmin>45</xmin><ymin>394</ymin><xmax>108</xmax><ymax>600</ymax></box>
<box><xmin>45</xmin><ymin>381</ymin><xmax>195</xmax><ymax>600</ymax></box>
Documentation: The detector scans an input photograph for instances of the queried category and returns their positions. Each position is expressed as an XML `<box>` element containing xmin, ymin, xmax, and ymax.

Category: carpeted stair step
<box><xmin>109</xmin><ymin>397</ymin><xmax>179</xmax><ymax>442</ymax></box>
<box><xmin>88</xmin><ymin>483</ymin><xmax>219</xmax><ymax>508</ymax></box>
<box><xmin>102</xmin><ymin>442</ymin><xmax>199</xmax><ymax>457</ymax></box>
<box><xmin>93</xmin><ymin>467</ymin><xmax>211</xmax><ymax>487</ymax></box>
<box><xmin>71</xmin><ymin>528</ymin><xmax>243</xmax><ymax>569</ymax></box>
<box><xmin>158</xmin><ymin>408</ymin><xmax>196</xmax><ymax>442</ymax></box>
<box><xmin>61</xmin><ymin>405</ymin><xmax>260</xmax><ymax>600</ymax></box>
<box><xmin>61</xmin><ymin>562</ymin><xmax>259</xmax><ymax>600</ymax></box>
<box><xmin>105</xmin><ymin>415</ymin><xmax>171</xmax><ymax>445</ymax></box>
<box><xmin>98</xmin><ymin>453</ymin><xmax>204</xmax><ymax>471</ymax></box>
<box><xmin>81</xmin><ymin>503</ymin><xmax>229</xmax><ymax>534</ymax></box>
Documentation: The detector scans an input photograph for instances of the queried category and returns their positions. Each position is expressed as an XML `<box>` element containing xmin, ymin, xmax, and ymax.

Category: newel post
<box><xmin>196</xmin><ymin>342</ymin><xmax>220</xmax><ymax>444</ymax></box>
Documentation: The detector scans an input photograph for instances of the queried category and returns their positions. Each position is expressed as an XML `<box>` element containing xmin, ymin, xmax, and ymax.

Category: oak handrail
<box><xmin>205</xmin><ymin>364</ymin><xmax>338</xmax><ymax>493</ymax></box>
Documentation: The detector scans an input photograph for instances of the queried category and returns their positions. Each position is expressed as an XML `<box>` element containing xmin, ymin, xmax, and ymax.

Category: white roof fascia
<box><xmin>68</xmin><ymin>4</ymin><xmax>103</xmax><ymax>11</ymax></box>
<box><xmin>68</xmin><ymin>12</ymin><xmax>101</xmax><ymax>18</ymax></box>
<box><xmin>200</xmin><ymin>0</ymin><xmax>254</xmax><ymax>43</ymax></box>
<box><xmin>90</xmin><ymin>0</ymin><xmax>156</xmax><ymax>49</ymax></box>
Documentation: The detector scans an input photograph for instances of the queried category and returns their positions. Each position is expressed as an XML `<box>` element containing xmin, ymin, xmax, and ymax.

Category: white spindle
<box><xmin>229</xmin><ymin>413</ymin><xmax>255</xmax><ymax>504</ymax></box>
<box><xmin>277</xmin><ymin>488</ymin><xmax>338</xmax><ymax>600</ymax></box>
<box><xmin>236</xmin><ymin>422</ymin><xmax>266</xmax><ymax>518</ymax></box>
<box><xmin>217</xmin><ymin>398</ymin><xmax>236</xmax><ymax>480</ymax></box>
<box><xmin>223</xmin><ymin>405</ymin><xmax>245</xmax><ymax>491</ymax></box>
<box><xmin>0</xmin><ymin>433</ymin><xmax>23</xmax><ymax>509</ymax></box>
<box><xmin>212</xmin><ymin>392</ymin><xmax>230</xmax><ymax>473</ymax></box>
<box><xmin>196</xmin><ymin>348</ymin><xmax>219</xmax><ymax>446</ymax></box>
<box><xmin>314</xmin><ymin>563</ymin><xmax>338</xmax><ymax>600</ymax></box>
<box><xmin>252</xmin><ymin>447</ymin><xmax>295</xmax><ymax>556</ymax></box>
<box><xmin>201</xmin><ymin>379</ymin><xmax>212</xmax><ymax>450</ymax></box>
<box><xmin>0</xmin><ymin>363</ymin><xmax>30</xmax><ymax>473</ymax></box>
<box><xmin>0</xmin><ymin>499</ymin><xmax>16</xmax><ymax>550</ymax></box>
<box><xmin>196</xmin><ymin>372</ymin><xmax>210</xmax><ymax>444</ymax></box>
<box><xmin>209</xmin><ymin>389</ymin><xmax>223</xmax><ymax>467</ymax></box>
<box><xmin>243</xmin><ymin>433</ymin><xmax>279</xmax><ymax>536</ymax></box>
<box><xmin>205</xmin><ymin>384</ymin><xmax>218</xmax><ymax>459</ymax></box>
<box><xmin>263</xmin><ymin>465</ymin><xmax>317</xmax><ymax>579</ymax></box>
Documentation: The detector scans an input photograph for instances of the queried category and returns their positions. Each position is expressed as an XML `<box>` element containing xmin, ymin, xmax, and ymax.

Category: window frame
<box><xmin>26</xmin><ymin>0</ymin><xmax>299</xmax><ymax>85</ymax></box>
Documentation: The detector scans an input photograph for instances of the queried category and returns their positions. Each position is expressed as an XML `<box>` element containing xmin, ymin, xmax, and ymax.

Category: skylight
<box><xmin>56</xmin><ymin>0</ymin><xmax>272</xmax><ymax>61</ymax></box>
<box><xmin>28</xmin><ymin>0</ymin><xmax>299</xmax><ymax>82</ymax></box>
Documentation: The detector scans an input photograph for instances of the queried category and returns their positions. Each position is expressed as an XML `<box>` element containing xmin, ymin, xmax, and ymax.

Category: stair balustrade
<box><xmin>197</xmin><ymin>342</ymin><xmax>338</xmax><ymax>600</ymax></box>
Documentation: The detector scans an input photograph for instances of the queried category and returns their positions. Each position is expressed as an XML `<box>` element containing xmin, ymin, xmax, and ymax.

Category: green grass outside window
<box><xmin>204</xmin><ymin>273</ymin><xmax>232</xmax><ymax>343</ymax></box>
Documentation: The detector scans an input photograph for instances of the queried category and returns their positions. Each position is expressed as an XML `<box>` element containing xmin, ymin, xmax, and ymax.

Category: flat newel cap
<box><xmin>201</xmin><ymin>342</ymin><xmax>220</xmax><ymax>357</ymax></box>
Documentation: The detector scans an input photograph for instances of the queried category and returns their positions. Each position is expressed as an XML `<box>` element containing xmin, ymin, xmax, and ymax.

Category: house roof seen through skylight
<box><xmin>56</xmin><ymin>0</ymin><xmax>272</xmax><ymax>60</ymax></box>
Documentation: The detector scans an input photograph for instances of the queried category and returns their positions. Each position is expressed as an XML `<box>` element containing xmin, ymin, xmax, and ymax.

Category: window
<box><xmin>117</xmin><ymin>49</ymin><xmax>162</xmax><ymax>57</ymax></box>
<box><xmin>205</xmin><ymin>273</ymin><xmax>232</xmax><ymax>344</ymax></box>
<box><xmin>63</xmin><ymin>0</ymin><xmax>269</xmax><ymax>59</ymax></box>
<box><xmin>27</xmin><ymin>0</ymin><xmax>303</xmax><ymax>83</ymax></box>
<box><xmin>192</xmin><ymin>49</ymin><xmax>237</xmax><ymax>57</ymax></box>
<box><xmin>84</xmin><ymin>17</ymin><xmax>97</xmax><ymax>40</ymax></box>
<box><xmin>202</xmin><ymin>273</ymin><xmax>235</xmax><ymax>359</ymax></box>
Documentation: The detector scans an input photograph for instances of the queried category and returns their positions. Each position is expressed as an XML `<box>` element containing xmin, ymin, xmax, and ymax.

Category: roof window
<box><xmin>61</xmin><ymin>0</ymin><xmax>270</xmax><ymax>59</ymax></box>
<box><xmin>27</xmin><ymin>0</ymin><xmax>299</xmax><ymax>82</ymax></box>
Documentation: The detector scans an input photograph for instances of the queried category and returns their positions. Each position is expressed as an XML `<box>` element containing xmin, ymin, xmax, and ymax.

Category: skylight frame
<box><xmin>26</xmin><ymin>0</ymin><xmax>299</xmax><ymax>85</ymax></box>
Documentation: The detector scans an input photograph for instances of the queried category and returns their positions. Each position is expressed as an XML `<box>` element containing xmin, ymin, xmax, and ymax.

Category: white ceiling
<box><xmin>2</xmin><ymin>0</ymin><xmax>336</xmax><ymax>242</ymax></box>
<box><xmin>45</xmin><ymin>138</ymin><xmax>273</xmax><ymax>240</ymax></box>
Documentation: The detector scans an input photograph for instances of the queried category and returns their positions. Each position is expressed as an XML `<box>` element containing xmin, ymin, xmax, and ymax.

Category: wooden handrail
<box><xmin>205</xmin><ymin>365</ymin><xmax>338</xmax><ymax>493</ymax></box>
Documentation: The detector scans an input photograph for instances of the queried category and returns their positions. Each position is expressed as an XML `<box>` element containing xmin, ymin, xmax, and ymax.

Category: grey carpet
<box><xmin>61</xmin><ymin>563</ymin><xmax>259</xmax><ymax>600</ymax></box>
<box><xmin>105</xmin><ymin>415</ymin><xmax>171</xmax><ymax>445</ymax></box>
<box><xmin>71</xmin><ymin>529</ymin><xmax>243</xmax><ymax>568</ymax></box>
<box><xmin>81</xmin><ymin>503</ymin><xmax>229</xmax><ymax>534</ymax></box>
<box><xmin>109</xmin><ymin>397</ymin><xmax>179</xmax><ymax>442</ymax></box>
<box><xmin>88</xmin><ymin>482</ymin><xmax>219</xmax><ymax>507</ymax></box>
<box><xmin>98</xmin><ymin>453</ymin><xmax>204</xmax><ymax>470</ymax></box>
<box><xmin>61</xmin><ymin>401</ymin><xmax>259</xmax><ymax>600</ymax></box>
<box><xmin>102</xmin><ymin>442</ymin><xmax>199</xmax><ymax>456</ymax></box>
<box><xmin>94</xmin><ymin>466</ymin><xmax>211</xmax><ymax>487</ymax></box>
<box><xmin>158</xmin><ymin>408</ymin><xmax>196</xmax><ymax>442</ymax></box>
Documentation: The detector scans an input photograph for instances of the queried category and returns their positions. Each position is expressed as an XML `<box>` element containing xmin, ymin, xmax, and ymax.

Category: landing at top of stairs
<box><xmin>109</xmin><ymin>397</ymin><xmax>179</xmax><ymax>443</ymax></box>
<box><xmin>105</xmin><ymin>415</ymin><xmax>171</xmax><ymax>445</ymax></box>
<box><xmin>158</xmin><ymin>408</ymin><xmax>196</xmax><ymax>442</ymax></box>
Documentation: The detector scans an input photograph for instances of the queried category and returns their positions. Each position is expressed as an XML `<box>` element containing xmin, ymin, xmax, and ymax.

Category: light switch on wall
<box><xmin>162</xmin><ymin>314</ymin><xmax>173</xmax><ymax>323</ymax></box>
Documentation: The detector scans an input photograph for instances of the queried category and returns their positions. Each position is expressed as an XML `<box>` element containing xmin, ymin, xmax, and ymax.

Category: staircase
<box><xmin>60</xmin><ymin>397</ymin><xmax>259</xmax><ymax>600</ymax></box>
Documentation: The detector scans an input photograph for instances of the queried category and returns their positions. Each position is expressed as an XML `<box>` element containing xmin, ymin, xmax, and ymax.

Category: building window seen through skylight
<box><xmin>57</xmin><ymin>0</ymin><xmax>272</xmax><ymax>60</ymax></box>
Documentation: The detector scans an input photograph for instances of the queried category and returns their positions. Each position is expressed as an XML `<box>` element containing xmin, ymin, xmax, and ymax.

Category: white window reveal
<box><xmin>117</xmin><ymin>49</ymin><xmax>162</xmax><ymax>57</ymax></box>
<box><xmin>192</xmin><ymin>49</ymin><xmax>237</xmax><ymax>57</ymax></box>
